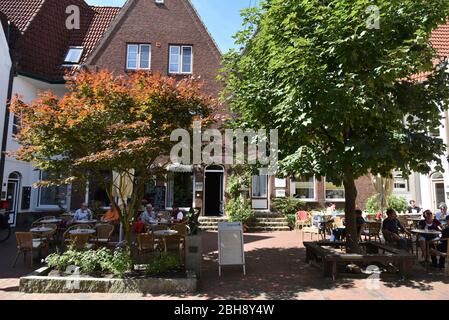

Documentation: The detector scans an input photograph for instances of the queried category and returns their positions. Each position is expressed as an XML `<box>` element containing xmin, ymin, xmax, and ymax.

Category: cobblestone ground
<box><xmin>1</xmin><ymin>230</ymin><xmax>449</xmax><ymax>300</ymax></box>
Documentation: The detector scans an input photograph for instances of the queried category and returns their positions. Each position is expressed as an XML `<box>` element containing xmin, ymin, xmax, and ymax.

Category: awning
<box><xmin>167</xmin><ymin>164</ymin><xmax>194</xmax><ymax>173</ymax></box>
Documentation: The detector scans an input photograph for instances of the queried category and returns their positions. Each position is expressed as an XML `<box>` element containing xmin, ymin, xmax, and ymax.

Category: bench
<box><xmin>304</xmin><ymin>241</ymin><xmax>416</xmax><ymax>280</ymax></box>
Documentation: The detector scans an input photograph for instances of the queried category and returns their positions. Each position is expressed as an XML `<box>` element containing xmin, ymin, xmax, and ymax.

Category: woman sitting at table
<box><xmin>140</xmin><ymin>204</ymin><xmax>157</xmax><ymax>224</ymax></box>
<box><xmin>101</xmin><ymin>204</ymin><xmax>120</xmax><ymax>224</ymax></box>
<box><xmin>435</xmin><ymin>203</ymin><xmax>447</xmax><ymax>221</ymax></box>
<box><xmin>418</xmin><ymin>210</ymin><xmax>442</xmax><ymax>260</ymax></box>
<box><xmin>74</xmin><ymin>203</ymin><xmax>92</xmax><ymax>221</ymax></box>
<box><xmin>430</xmin><ymin>216</ymin><xmax>449</xmax><ymax>269</ymax></box>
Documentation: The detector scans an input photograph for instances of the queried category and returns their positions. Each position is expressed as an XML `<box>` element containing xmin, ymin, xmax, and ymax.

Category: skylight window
<box><xmin>64</xmin><ymin>47</ymin><xmax>84</xmax><ymax>64</ymax></box>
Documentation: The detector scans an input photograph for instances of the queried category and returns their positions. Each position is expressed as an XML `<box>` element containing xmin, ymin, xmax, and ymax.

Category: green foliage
<box><xmin>286</xmin><ymin>214</ymin><xmax>296</xmax><ymax>230</ymax></box>
<box><xmin>225</xmin><ymin>196</ymin><xmax>254</xmax><ymax>224</ymax></box>
<box><xmin>366</xmin><ymin>194</ymin><xmax>408</xmax><ymax>214</ymax></box>
<box><xmin>226</xmin><ymin>168</ymin><xmax>251</xmax><ymax>199</ymax></box>
<box><xmin>223</xmin><ymin>0</ymin><xmax>449</xmax><ymax>248</ymax></box>
<box><xmin>45</xmin><ymin>247</ymin><xmax>132</xmax><ymax>277</ymax></box>
<box><xmin>146</xmin><ymin>254</ymin><xmax>181</xmax><ymax>275</ymax></box>
<box><xmin>273</xmin><ymin>197</ymin><xmax>305</xmax><ymax>216</ymax></box>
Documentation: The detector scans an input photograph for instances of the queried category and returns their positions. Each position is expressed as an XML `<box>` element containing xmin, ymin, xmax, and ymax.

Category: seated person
<box><xmin>101</xmin><ymin>204</ymin><xmax>120</xmax><ymax>224</ymax></box>
<box><xmin>171</xmin><ymin>207</ymin><xmax>184</xmax><ymax>223</ymax></box>
<box><xmin>435</xmin><ymin>203</ymin><xmax>447</xmax><ymax>221</ymax></box>
<box><xmin>74</xmin><ymin>203</ymin><xmax>92</xmax><ymax>221</ymax></box>
<box><xmin>418</xmin><ymin>210</ymin><xmax>442</xmax><ymax>261</ymax></box>
<box><xmin>431</xmin><ymin>216</ymin><xmax>449</xmax><ymax>269</ymax></box>
<box><xmin>332</xmin><ymin>210</ymin><xmax>365</xmax><ymax>242</ymax></box>
<box><xmin>382</xmin><ymin>208</ymin><xmax>412</xmax><ymax>250</ymax></box>
<box><xmin>407</xmin><ymin>200</ymin><xmax>421</xmax><ymax>214</ymax></box>
<box><xmin>140</xmin><ymin>204</ymin><xmax>157</xmax><ymax>224</ymax></box>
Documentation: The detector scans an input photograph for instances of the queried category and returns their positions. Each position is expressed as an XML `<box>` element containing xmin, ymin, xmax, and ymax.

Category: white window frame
<box><xmin>393</xmin><ymin>171</ymin><xmax>409</xmax><ymax>192</ymax></box>
<box><xmin>324</xmin><ymin>178</ymin><xmax>345</xmax><ymax>202</ymax></box>
<box><xmin>63</xmin><ymin>46</ymin><xmax>84</xmax><ymax>65</ymax></box>
<box><xmin>169</xmin><ymin>45</ymin><xmax>193</xmax><ymax>74</ymax></box>
<box><xmin>126</xmin><ymin>44</ymin><xmax>151</xmax><ymax>70</ymax></box>
<box><xmin>292</xmin><ymin>176</ymin><xmax>316</xmax><ymax>201</ymax></box>
<box><xmin>251</xmin><ymin>175</ymin><xmax>268</xmax><ymax>199</ymax></box>
<box><xmin>37</xmin><ymin>171</ymin><xmax>69</xmax><ymax>210</ymax></box>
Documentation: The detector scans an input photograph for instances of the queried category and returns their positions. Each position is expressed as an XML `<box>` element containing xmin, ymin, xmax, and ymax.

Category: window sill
<box><xmin>325</xmin><ymin>199</ymin><xmax>345</xmax><ymax>203</ymax></box>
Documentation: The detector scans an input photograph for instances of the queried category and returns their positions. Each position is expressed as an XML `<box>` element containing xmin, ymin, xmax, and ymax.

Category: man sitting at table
<box><xmin>407</xmin><ymin>200</ymin><xmax>421</xmax><ymax>214</ymax></box>
<box><xmin>74</xmin><ymin>203</ymin><xmax>92</xmax><ymax>221</ymax></box>
<box><xmin>140</xmin><ymin>204</ymin><xmax>157</xmax><ymax>224</ymax></box>
<box><xmin>331</xmin><ymin>210</ymin><xmax>365</xmax><ymax>242</ymax></box>
<box><xmin>382</xmin><ymin>209</ymin><xmax>412</xmax><ymax>250</ymax></box>
<box><xmin>431</xmin><ymin>216</ymin><xmax>449</xmax><ymax>269</ymax></box>
<box><xmin>418</xmin><ymin>210</ymin><xmax>442</xmax><ymax>261</ymax></box>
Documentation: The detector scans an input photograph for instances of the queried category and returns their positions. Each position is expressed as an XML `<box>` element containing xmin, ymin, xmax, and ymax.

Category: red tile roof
<box><xmin>0</xmin><ymin>0</ymin><xmax>120</xmax><ymax>82</ymax></box>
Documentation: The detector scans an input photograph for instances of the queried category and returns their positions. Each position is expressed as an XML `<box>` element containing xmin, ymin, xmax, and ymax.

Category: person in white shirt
<box><xmin>74</xmin><ymin>203</ymin><xmax>92</xmax><ymax>221</ymax></box>
<box><xmin>140</xmin><ymin>204</ymin><xmax>157</xmax><ymax>224</ymax></box>
<box><xmin>171</xmin><ymin>207</ymin><xmax>184</xmax><ymax>223</ymax></box>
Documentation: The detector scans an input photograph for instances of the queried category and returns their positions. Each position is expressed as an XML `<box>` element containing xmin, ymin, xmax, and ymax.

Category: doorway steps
<box><xmin>198</xmin><ymin>213</ymin><xmax>291</xmax><ymax>232</ymax></box>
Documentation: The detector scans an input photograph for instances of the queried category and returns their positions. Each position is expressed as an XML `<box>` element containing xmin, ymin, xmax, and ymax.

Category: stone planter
<box><xmin>19</xmin><ymin>267</ymin><xmax>197</xmax><ymax>294</ymax></box>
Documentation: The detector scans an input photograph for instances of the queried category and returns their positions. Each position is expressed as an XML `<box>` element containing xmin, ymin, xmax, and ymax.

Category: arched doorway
<box><xmin>6</xmin><ymin>172</ymin><xmax>21</xmax><ymax>226</ymax></box>
<box><xmin>204</xmin><ymin>165</ymin><xmax>224</xmax><ymax>216</ymax></box>
<box><xmin>431</xmin><ymin>172</ymin><xmax>445</xmax><ymax>211</ymax></box>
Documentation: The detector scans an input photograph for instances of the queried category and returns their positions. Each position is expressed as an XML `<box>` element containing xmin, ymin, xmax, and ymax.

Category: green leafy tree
<box><xmin>223</xmin><ymin>0</ymin><xmax>449</xmax><ymax>252</ymax></box>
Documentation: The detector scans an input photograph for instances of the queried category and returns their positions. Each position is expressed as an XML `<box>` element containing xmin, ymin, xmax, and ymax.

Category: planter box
<box><xmin>19</xmin><ymin>267</ymin><xmax>197</xmax><ymax>294</ymax></box>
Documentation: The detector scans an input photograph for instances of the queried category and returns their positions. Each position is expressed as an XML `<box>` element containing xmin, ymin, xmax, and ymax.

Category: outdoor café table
<box><xmin>30</xmin><ymin>226</ymin><xmax>53</xmax><ymax>234</ymax></box>
<box><xmin>39</xmin><ymin>218</ymin><xmax>62</xmax><ymax>224</ymax></box>
<box><xmin>408</xmin><ymin>218</ymin><xmax>423</xmax><ymax>228</ymax></box>
<box><xmin>68</xmin><ymin>229</ymin><xmax>96</xmax><ymax>235</ymax></box>
<box><xmin>410</xmin><ymin>229</ymin><xmax>442</xmax><ymax>263</ymax></box>
<box><xmin>73</xmin><ymin>219</ymin><xmax>97</xmax><ymax>225</ymax></box>
<box><xmin>153</xmin><ymin>229</ymin><xmax>179</xmax><ymax>253</ymax></box>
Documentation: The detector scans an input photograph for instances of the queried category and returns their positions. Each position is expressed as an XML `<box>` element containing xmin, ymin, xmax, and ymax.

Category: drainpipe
<box><xmin>0</xmin><ymin>20</ymin><xmax>14</xmax><ymax>199</ymax></box>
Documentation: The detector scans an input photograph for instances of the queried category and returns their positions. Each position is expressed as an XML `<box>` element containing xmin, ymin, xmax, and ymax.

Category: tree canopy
<box><xmin>223</xmin><ymin>0</ymin><xmax>449</xmax><ymax>251</ymax></box>
<box><xmin>11</xmin><ymin>70</ymin><xmax>214</xmax><ymax>246</ymax></box>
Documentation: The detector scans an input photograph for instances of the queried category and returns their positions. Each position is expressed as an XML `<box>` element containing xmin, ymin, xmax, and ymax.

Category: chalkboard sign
<box><xmin>218</xmin><ymin>222</ymin><xmax>246</xmax><ymax>276</ymax></box>
<box><xmin>154</xmin><ymin>186</ymin><xmax>166</xmax><ymax>211</ymax></box>
<box><xmin>21</xmin><ymin>186</ymin><xmax>31</xmax><ymax>210</ymax></box>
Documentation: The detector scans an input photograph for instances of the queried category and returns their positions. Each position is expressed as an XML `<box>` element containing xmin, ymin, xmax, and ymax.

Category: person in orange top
<box><xmin>101</xmin><ymin>204</ymin><xmax>120</xmax><ymax>224</ymax></box>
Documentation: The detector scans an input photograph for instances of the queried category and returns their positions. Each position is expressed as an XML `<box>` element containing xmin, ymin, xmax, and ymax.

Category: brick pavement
<box><xmin>1</xmin><ymin>230</ymin><xmax>449</xmax><ymax>300</ymax></box>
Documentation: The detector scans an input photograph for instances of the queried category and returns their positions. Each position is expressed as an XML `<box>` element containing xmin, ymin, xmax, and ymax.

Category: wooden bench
<box><xmin>304</xmin><ymin>241</ymin><xmax>416</xmax><ymax>280</ymax></box>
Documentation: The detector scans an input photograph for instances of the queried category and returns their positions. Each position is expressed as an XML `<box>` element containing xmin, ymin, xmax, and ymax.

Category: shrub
<box><xmin>146</xmin><ymin>254</ymin><xmax>181</xmax><ymax>275</ymax></box>
<box><xmin>45</xmin><ymin>247</ymin><xmax>133</xmax><ymax>277</ymax></box>
<box><xmin>225</xmin><ymin>196</ymin><xmax>254</xmax><ymax>224</ymax></box>
<box><xmin>286</xmin><ymin>214</ymin><xmax>296</xmax><ymax>230</ymax></box>
<box><xmin>365</xmin><ymin>194</ymin><xmax>408</xmax><ymax>214</ymax></box>
<box><xmin>273</xmin><ymin>197</ymin><xmax>305</xmax><ymax>216</ymax></box>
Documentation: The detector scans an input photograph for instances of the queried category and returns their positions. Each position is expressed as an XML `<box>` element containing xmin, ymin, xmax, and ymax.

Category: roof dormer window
<box><xmin>64</xmin><ymin>46</ymin><xmax>84</xmax><ymax>64</ymax></box>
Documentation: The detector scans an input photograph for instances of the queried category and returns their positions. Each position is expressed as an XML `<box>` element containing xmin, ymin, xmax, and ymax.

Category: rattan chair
<box><xmin>12</xmin><ymin>232</ymin><xmax>47</xmax><ymax>267</ymax></box>
<box><xmin>363</xmin><ymin>222</ymin><xmax>382</xmax><ymax>242</ymax></box>
<box><xmin>92</xmin><ymin>224</ymin><xmax>114</xmax><ymax>246</ymax></box>
<box><xmin>62</xmin><ymin>224</ymin><xmax>92</xmax><ymax>249</ymax></box>
<box><xmin>136</xmin><ymin>233</ymin><xmax>156</xmax><ymax>256</ymax></box>
<box><xmin>69</xmin><ymin>233</ymin><xmax>93</xmax><ymax>250</ymax></box>
<box><xmin>163</xmin><ymin>234</ymin><xmax>184</xmax><ymax>263</ymax></box>
<box><xmin>295</xmin><ymin>211</ymin><xmax>311</xmax><ymax>231</ymax></box>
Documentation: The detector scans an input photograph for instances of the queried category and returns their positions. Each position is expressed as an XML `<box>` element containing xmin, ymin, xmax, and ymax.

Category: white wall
<box><xmin>3</xmin><ymin>75</ymin><xmax>67</xmax><ymax>220</ymax></box>
<box><xmin>0</xmin><ymin>22</ymin><xmax>11</xmax><ymax>164</ymax></box>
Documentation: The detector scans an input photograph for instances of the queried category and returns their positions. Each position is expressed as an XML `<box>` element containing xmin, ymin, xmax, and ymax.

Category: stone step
<box><xmin>248</xmin><ymin>222</ymin><xmax>289</xmax><ymax>227</ymax></box>
<box><xmin>247</xmin><ymin>226</ymin><xmax>291</xmax><ymax>232</ymax></box>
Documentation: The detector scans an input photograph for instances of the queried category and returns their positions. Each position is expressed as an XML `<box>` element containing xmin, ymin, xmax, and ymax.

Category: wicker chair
<box><xmin>430</xmin><ymin>238</ymin><xmax>449</xmax><ymax>275</ymax></box>
<box><xmin>363</xmin><ymin>222</ymin><xmax>382</xmax><ymax>242</ymax></box>
<box><xmin>12</xmin><ymin>232</ymin><xmax>47</xmax><ymax>267</ymax></box>
<box><xmin>69</xmin><ymin>233</ymin><xmax>93</xmax><ymax>250</ymax></box>
<box><xmin>62</xmin><ymin>224</ymin><xmax>92</xmax><ymax>249</ymax></box>
<box><xmin>295</xmin><ymin>211</ymin><xmax>311</xmax><ymax>231</ymax></box>
<box><xmin>136</xmin><ymin>233</ymin><xmax>156</xmax><ymax>256</ymax></box>
<box><xmin>92</xmin><ymin>224</ymin><xmax>114</xmax><ymax>246</ymax></box>
<box><xmin>163</xmin><ymin>234</ymin><xmax>184</xmax><ymax>263</ymax></box>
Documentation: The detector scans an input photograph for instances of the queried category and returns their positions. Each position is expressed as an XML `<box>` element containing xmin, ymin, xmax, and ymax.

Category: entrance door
<box><xmin>6</xmin><ymin>173</ymin><xmax>20</xmax><ymax>226</ymax></box>
<box><xmin>433</xmin><ymin>182</ymin><xmax>446</xmax><ymax>210</ymax></box>
<box><xmin>431</xmin><ymin>172</ymin><xmax>446</xmax><ymax>211</ymax></box>
<box><xmin>204</xmin><ymin>166</ymin><xmax>224</xmax><ymax>216</ymax></box>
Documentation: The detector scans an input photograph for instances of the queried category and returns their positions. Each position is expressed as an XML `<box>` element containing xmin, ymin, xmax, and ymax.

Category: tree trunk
<box><xmin>343</xmin><ymin>168</ymin><xmax>360</xmax><ymax>253</ymax></box>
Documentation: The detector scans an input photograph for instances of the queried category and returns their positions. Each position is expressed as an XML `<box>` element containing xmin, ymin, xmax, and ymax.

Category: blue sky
<box><xmin>86</xmin><ymin>0</ymin><xmax>257</xmax><ymax>53</ymax></box>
